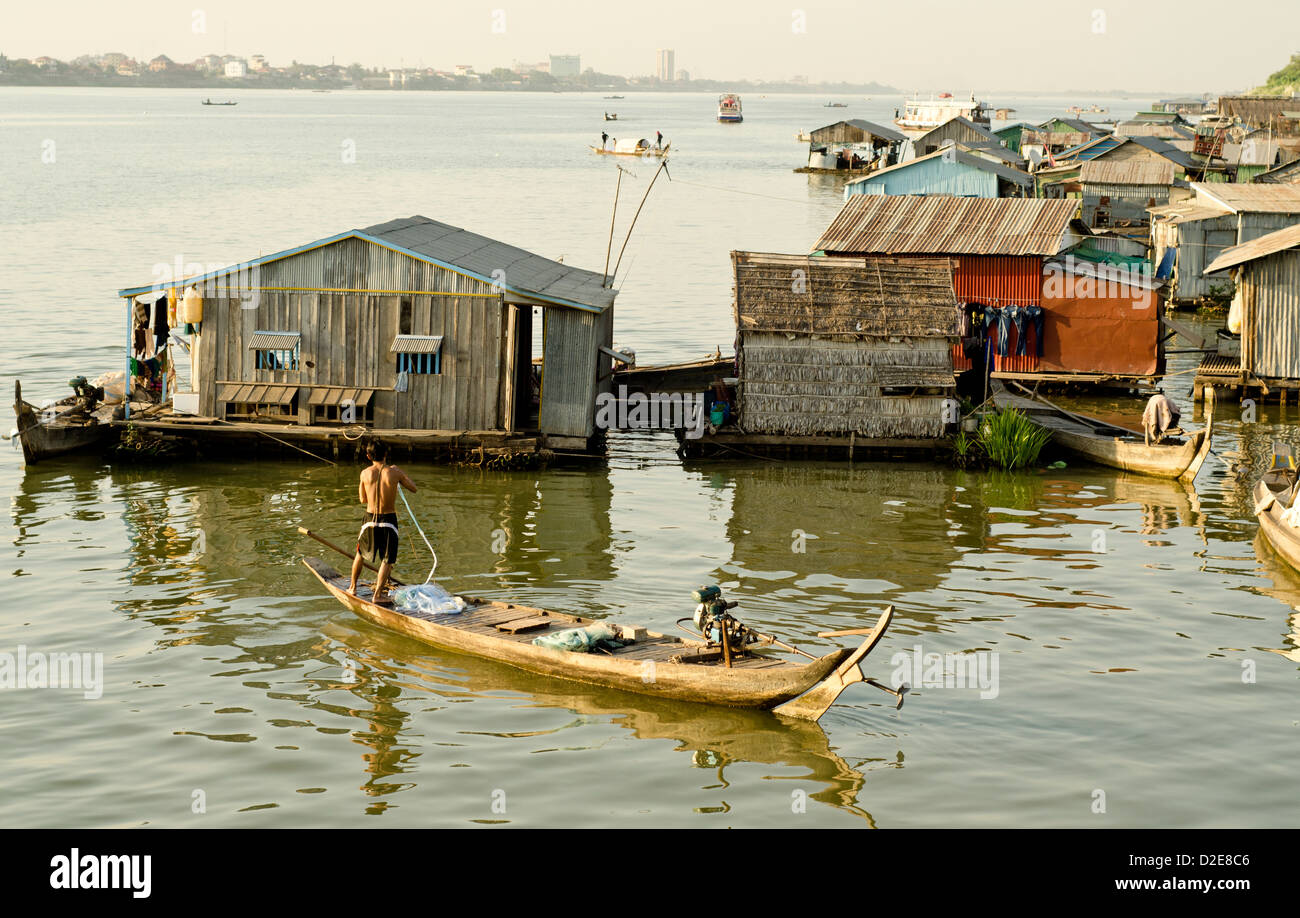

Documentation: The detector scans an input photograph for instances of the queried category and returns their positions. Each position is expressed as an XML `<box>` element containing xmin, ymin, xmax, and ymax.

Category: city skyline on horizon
<box><xmin>3</xmin><ymin>0</ymin><xmax>1296</xmax><ymax>95</ymax></box>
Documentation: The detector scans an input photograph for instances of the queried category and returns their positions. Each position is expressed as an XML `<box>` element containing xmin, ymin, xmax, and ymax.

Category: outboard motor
<box><xmin>691</xmin><ymin>586</ymin><xmax>756</xmax><ymax>664</ymax></box>
<box><xmin>68</xmin><ymin>376</ymin><xmax>103</xmax><ymax>415</ymax></box>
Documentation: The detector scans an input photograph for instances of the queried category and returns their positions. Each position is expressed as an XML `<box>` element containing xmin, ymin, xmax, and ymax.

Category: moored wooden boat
<box><xmin>992</xmin><ymin>382</ymin><xmax>1212</xmax><ymax>480</ymax></box>
<box><xmin>1254</xmin><ymin>465</ymin><xmax>1300</xmax><ymax>573</ymax></box>
<box><xmin>301</xmin><ymin>552</ymin><xmax>899</xmax><ymax>721</ymax></box>
<box><xmin>11</xmin><ymin>380</ymin><xmax>115</xmax><ymax>464</ymax></box>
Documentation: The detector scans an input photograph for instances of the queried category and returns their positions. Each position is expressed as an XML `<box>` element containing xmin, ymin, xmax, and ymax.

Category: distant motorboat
<box><xmin>604</xmin><ymin>112</ymin><xmax>618</xmax><ymax>121</ymax></box>
<box><xmin>718</xmin><ymin>93</ymin><xmax>743</xmax><ymax>123</ymax></box>
<box><xmin>825</xmin><ymin>102</ymin><xmax>848</xmax><ymax>108</ymax></box>
<box><xmin>202</xmin><ymin>99</ymin><xmax>238</xmax><ymax>106</ymax></box>
<box><xmin>604</xmin><ymin>95</ymin><xmax>624</xmax><ymax>99</ymax></box>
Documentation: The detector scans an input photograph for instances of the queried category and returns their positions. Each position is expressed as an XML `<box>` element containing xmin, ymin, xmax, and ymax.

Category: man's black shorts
<box><xmin>357</xmin><ymin>512</ymin><xmax>399</xmax><ymax>565</ymax></box>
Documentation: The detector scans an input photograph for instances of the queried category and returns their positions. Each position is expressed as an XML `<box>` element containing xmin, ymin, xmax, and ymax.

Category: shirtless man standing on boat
<box><xmin>348</xmin><ymin>437</ymin><xmax>417</xmax><ymax>602</ymax></box>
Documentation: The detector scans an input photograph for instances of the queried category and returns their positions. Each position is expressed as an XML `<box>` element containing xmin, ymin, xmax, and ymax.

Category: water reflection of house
<box><xmin>717</xmin><ymin>464</ymin><xmax>969</xmax><ymax>621</ymax></box>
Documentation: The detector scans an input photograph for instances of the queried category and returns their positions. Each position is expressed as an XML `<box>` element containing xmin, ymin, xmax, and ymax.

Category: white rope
<box><xmin>398</xmin><ymin>485</ymin><xmax>437</xmax><ymax>583</ymax></box>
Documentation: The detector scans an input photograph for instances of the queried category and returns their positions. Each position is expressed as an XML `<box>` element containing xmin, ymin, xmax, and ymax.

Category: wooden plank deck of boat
<box><xmin>326</xmin><ymin>567</ymin><xmax>798</xmax><ymax>672</ymax></box>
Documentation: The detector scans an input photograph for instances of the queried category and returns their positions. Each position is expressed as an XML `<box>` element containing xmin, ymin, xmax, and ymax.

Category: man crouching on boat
<box><xmin>348</xmin><ymin>437</ymin><xmax>417</xmax><ymax>602</ymax></box>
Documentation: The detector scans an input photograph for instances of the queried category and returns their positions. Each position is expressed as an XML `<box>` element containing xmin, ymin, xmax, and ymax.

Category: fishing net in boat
<box><xmin>392</xmin><ymin>583</ymin><xmax>468</xmax><ymax>615</ymax></box>
<box><xmin>532</xmin><ymin>623</ymin><xmax>620</xmax><ymax>653</ymax></box>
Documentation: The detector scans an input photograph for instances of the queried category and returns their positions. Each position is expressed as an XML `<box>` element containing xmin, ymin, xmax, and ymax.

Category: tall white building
<box><xmin>550</xmin><ymin>54</ymin><xmax>580</xmax><ymax>78</ymax></box>
<box><xmin>223</xmin><ymin>59</ymin><xmax>247</xmax><ymax>78</ymax></box>
<box><xmin>656</xmin><ymin>49</ymin><xmax>674</xmax><ymax>82</ymax></box>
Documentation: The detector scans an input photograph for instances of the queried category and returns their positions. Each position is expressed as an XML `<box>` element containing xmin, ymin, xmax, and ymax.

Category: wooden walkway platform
<box><xmin>114</xmin><ymin>414</ymin><xmax>565</xmax><ymax>463</ymax></box>
<box><xmin>1193</xmin><ymin>355</ymin><xmax>1300</xmax><ymax>404</ymax></box>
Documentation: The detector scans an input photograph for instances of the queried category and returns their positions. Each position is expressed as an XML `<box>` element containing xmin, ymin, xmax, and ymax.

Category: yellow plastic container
<box><xmin>179</xmin><ymin>286</ymin><xmax>203</xmax><ymax>324</ymax></box>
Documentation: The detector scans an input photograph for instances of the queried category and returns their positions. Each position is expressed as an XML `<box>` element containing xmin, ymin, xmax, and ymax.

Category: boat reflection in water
<box><xmin>1252</xmin><ymin>532</ymin><xmax>1300</xmax><ymax>665</ymax></box>
<box><xmin>324</xmin><ymin>619</ymin><xmax>886</xmax><ymax>824</ymax></box>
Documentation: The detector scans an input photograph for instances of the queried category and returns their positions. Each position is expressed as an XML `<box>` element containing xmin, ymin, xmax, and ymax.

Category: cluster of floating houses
<box><xmin>12</xmin><ymin>93</ymin><xmax>1300</xmax><ymax>475</ymax></box>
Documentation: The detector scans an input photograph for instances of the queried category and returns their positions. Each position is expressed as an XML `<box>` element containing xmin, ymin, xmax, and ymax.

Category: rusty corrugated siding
<box><xmin>814</xmin><ymin>195</ymin><xmax>1081</xmax><ymax>256</ymax></box>
<box><xmin>1246</xmin><ymin>249</ymin><xmax>1300</xmax><ymax>379</ymax></box>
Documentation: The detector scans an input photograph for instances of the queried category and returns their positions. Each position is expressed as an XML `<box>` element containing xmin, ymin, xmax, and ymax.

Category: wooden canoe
<box><xmin>991</xmin><ymin>382</ymin><xmax>1212</xmax><ymax>480</ymax></box>
<box><xmin>590</xmin><ymin>141</ymin><xmax>670</xmax><ymax>157</ymax></box>
<box><xmin>302</xmin><ymin>555</ymin><xmax>896</xmax><ymax>721</ymax></box>
<box><xmin>1254</xmin><ymin>468</ymin><xmax>1300</xmax><ymax>573</ymax></box>
<box><xmin>12</xmin><ymin>380</ymin><xmax>114</xmax><ymax>464</ymax></box>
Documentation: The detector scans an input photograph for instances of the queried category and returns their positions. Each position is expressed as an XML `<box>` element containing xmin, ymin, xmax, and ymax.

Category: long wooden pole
<box><xmin>298</xmin><ymin>526</ymin><xmax>392</xmax><ymax>577</ymax></box>
<box><xmin>611</xmin><ymin>157</ymin><xmax>668</xmax><ymax>284</ymax></box>
<box><xmin>603</xmin><ymin>165</ymin><xmax>624</xmax><ymax>286</ymax></box>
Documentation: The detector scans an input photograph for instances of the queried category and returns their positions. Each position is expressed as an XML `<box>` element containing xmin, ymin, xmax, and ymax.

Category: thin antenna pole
<box><xmin>611</xmin><ymin>157</ymin><xmax>669</xmax><ymax>284</ymax></box>
<box><xmin>603</xmin><ymin>165</ymin><xmax>625</xmax><ymax>286</ymax></box>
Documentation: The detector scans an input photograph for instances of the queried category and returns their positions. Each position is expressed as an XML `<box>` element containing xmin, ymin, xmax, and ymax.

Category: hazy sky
<box><xmin>3</xmin><ymin>0</ymin><xmax>1294</xmax><ymax>92</ymax></box>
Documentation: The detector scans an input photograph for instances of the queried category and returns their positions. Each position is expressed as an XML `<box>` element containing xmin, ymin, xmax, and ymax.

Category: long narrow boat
<box><xmin>992</xmin><ymin>382</ymin><xmax>1212</xmax><ymax>480</ymax></box>
<box><xmin>11</xmin><ymin>380</ymin><xmax>115</xmax><ymax>464</ymax></box>
<box><xmin>590</xmin><ymin>139</ymin><xmax>670</xmax><ymax>157</ymax></box>
<box><xmin>301</xmin><ymin>553</ymin><xmax>899</xmax><ymax>722</ymax></box>
<box><xmin>1254</xmin><ymin>466</ymin><xmax>1300</xmax><ymax>572</ymax></box>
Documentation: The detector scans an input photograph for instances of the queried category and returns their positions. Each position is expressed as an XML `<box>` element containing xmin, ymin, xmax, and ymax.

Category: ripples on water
<box><xmin>2</xmin><ymin>90</ymin><xmax>1299</xmax><ymax>827</ymax></box>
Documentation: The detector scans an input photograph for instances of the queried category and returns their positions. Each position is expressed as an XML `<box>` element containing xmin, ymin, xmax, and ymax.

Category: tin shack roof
<box><xmin>844</xmin><ymin>146</ymin><xmax>1033</xmax><ymax>191</ymax></box>
<box><xmin>1080</xmin><ymin>160</ymin><xmax>1176</xmax><ymax>186</ymax></box>
<box><xmin>118</xmin><ymin>215</ymin><xmax>617</xmax><ymax>312</ymax></box>
<box><xmin>1192</xmin><ymin>183</ymin><xmax>1300</xmax><ymax>214</ymax></box>
<box><xmin>810</xmin><ymin>118</ymin><xmax>906</xmax><ymax>143</ymax></box>
<box><xmin>1204</xmin><ymin>223</ymin><xmax>1300</xmax><ymax>274</ymax></box>
<box><xmin>814</xmin><ymin>195</ymin><xmax>1082</xmax><ymax>256</ymax></box>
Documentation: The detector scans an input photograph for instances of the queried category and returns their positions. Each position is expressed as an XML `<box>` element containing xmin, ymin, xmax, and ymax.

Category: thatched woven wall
<box><xmin>732</xmin><ymin>252</ymin><xmax>959</xmax><ymax>438</ymax></box>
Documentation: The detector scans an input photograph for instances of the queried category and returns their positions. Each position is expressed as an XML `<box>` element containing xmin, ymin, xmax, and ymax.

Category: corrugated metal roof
<box><xmin>364</xmin><ymin>216</ymin><xmax>616</xmax><ymax>310</ymax></box>
<box><xmin>1043</xmin><ymin>117</ymin><xmax>1106</xmax><ymax>135</ymax></box>
<box><xmin>960</xmin><ymin>140</ymin><xmax>1025</xmax><ymax>166</ymax></box>
<box><xmin>247</xmin><ymin>331</ymin><xmax>301</xmax><ymax>350</ymax></box>
<box><xmin>1148</xmin><ymin>200</ymin><xmax>1232</xmax><ymax>224</ymax></box>
<box><xmin>844</xmin><ymin>147</ymin><xmax>1032</xmax><ymax>191</ymax></box>
<box><xmin>119</xmin><ymin>217</ymin><xmax>617</xmax><ymax>312</ymax></box>
<box><xmin>1193</xmin><ymin>183</ymin><xmax>1300</xmax><ymax>213</ymax></box>
<box><xmin>1119</xmin><ymin>136</ymin><xmax>1197</xmax><ymax>170</ymax></box>
<box><xmin>810</xmin><ymin>118</ymin><xmax>906</xmax><ymax>143</ymax></box>
<box><xmin>1080</xmin><ymin>160</ymin><xmax>1175</xmax><ymax>185</ymax></box>
<box><xmin>914</xmin><ymin>116</ymin><xmax>1002</xmax><ymax>147</ymax></box>
<box><xmin>390</xmin><ymin>334</ymin><xmax>444</xmax><ymax>354</ymax></box>
<box><xmin>813</xmin><ymin>195</ymin><xmax>1081</xmax><ymax>256</ymax></box>
<box><xmin>1205</xmin><ymin>223</ymin><xmax>1300</xmax><ymax>274</ymax></box>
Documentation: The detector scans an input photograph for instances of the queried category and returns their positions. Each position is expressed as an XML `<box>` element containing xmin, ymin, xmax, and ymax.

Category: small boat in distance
<box><xmin>992</xmin><ymin>382</ymin><xmax>1212</xmax><ymax>480</ymax></box>
<box><xmin>718</xmin><ymin>93</ymin><xmax>743</xmax><ymax>123</ymax></box>
<box><xmin>604</xmin><ymin>112</ymin><xmax>618</xmax><ymax>121</ymax></box>
<box><xmin>604</xmin><ymin>95</ymin><xmax>624</xmax><ymax>99</ymax></box>
<box><xmin>591</xmin><ymin>137</ymin><xmax>669</xmax><ymax>157</ymax></box>
<box><xmin>201</xmin><ymin>98</ymin><xmax>238</xmax><ymax>106</ymax></box>
<box><xmin>825</xmin><ymin>101</ymin><xmax>848</xmax><ymax>108</ymax></box>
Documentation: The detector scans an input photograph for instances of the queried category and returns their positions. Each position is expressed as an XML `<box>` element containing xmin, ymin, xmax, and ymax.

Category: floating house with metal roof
<box><xmin>801</xmin><ymin>119</ymin><xmax>906</xmax><ymax>172</ymax></box>
<box><xmin>1150</xmin><ymin>183</ymin><xmax>1300</xmax><ymax>305</ymax></box>
<box><xmin>812</xmin><ymin>195</ymin><xmax>1162</xmax><ymax>386</ymax></box>
<box><xmin>115</xmin><ymin>215</ymin><xmax>618</xmax><ymax>459</ymax></box>
<box><xmin>842</xmin><ymin>146</ymin><xmax>1032</xmax><ymax>199</ymax></box>
<box><xmin>1196</xmin><ymin>223</ymin><xmax>1300</xmax><ymax>400</ymax></box>
<box><xmin>1079</xmin><ymin>160</ymin><xmax>1177</xmax><ymax>228</ymax></box>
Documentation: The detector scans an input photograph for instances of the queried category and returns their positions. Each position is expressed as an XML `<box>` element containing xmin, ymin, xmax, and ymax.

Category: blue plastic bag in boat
<box><xmin>392</xmin><ymin>583</ymin><xmax>468</xmax><ymax>615</ymax></box>
<box><xmin>532</xmin><ymin>623</ymin><xmax>618</xmax><ymax>653</ymax></box>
